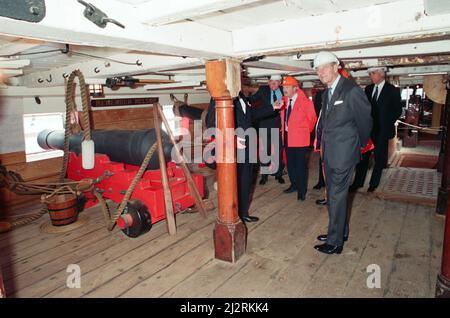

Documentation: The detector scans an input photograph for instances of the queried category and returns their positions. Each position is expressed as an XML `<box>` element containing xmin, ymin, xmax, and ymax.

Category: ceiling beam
<box><xmin>0</xmin><ymin>69</ymin><xmax>23</xmax><ymax>76</ymax></box>
<box><xmin>19</xmin><ymin>53</ymin><xmax>204</xmax><ymax>88</ymax></box>
<box><xmin>0</xmin><ymin>38</ymin><xmax>44</xmax><ymax>56</ymax></box>
<box><xmin>243</xmin><ymin>56</ymin><xmax>312</xmax><ymax>72</ymax></box>
<box><xmin>137</xmin><ymin>0</ymin><xmax>265</xmax><ymax>26</ymax></box>
<box><xmin>294</xmin><ymin>65</ymin><xmax>450</xmax><ymax>82</ymax></box>
<box><xmin>0</xmin><ymin>0</ymin><xmax>233</xmax><ymax>59</ymax></box>
<box><xmin>0</xmin><ymin>59</ymin><xmax>30</xmax><ymax>69</ymax></box>
<box><xmin>144</xmin><ymin>81</ymin><xmax>202</xmax><ymax>90</ymax></box>
<box><xmin>295</xmin><ymin>40</ymin><xmax>450</xmax><ymax>61</ymax></box>
<box><xmin>232</xmin><ymin>0</ymin><xmax>450</xmax><ymax>57</ymax></box>
<box><xmin>343</xmin><ymin>55</ymin><xmax>450</xmax><ymax>69</ymax></box>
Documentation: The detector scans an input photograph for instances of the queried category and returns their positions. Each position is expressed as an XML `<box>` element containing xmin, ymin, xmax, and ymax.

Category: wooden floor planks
<box><xmin>0</xmin><ymin>153</ymin><xmax>446</xmax><ymax>298</ymax></box>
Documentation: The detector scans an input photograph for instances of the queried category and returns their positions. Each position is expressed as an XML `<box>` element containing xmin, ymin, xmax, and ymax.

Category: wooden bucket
<box><xmin>42</xmin><ymin>193</ymin><xmax>78</xmax><ymax>226</ymax></box>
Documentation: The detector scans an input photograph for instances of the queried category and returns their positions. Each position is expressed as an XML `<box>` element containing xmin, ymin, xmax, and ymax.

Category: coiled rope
<box><xmin>0</xmin><ymin>70</ymin><xmax>93</xmax><ymax>233</ymax></box>
<box><xmin>61</xmin><ymin>70</ymin><xmax>92</xmax><ymax>181</ymax></box>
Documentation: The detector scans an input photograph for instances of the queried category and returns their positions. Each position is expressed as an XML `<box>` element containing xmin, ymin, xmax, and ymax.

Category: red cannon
<box><xmin>38</xmin><ymin>129</ymin><xmax>204</xmax><ymax>237</ymax></box>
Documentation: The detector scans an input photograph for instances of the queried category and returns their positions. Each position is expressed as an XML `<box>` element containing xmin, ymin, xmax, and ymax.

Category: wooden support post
<box><xmin>437</xmin><ymin>78</ymin><xmax>450</xmax><ymax>215</ymax></box>
<box><xmin>431</xmin><ymin>102</ymin><xmax>443</xmax><ymax>135</ymax></box>
<box><xmin>437</xmin><ymin>76</ymin><xmax>450</xmax><ymax>298</ymax></box>
<box><xmin>0</xmin><ymin>268</ymin><xmax>5</xmax><ymax>298</ymax></box>
<box><xmin>205</xmin><ymin>59</ymin><xmax>247</xmax><ymax>263</ymax></box>
<box><xmin>153</xmin><ymin>103</ymin><xmax>177</xmax><ymax>236</ymax></box>
<box><xmin>437</xmin><ymin>204</ymin><xmax>450</xmax><ymax>297</ymax></box>
<box><xmin>156</xmin><ymin>104</ymin><xmax>208</xmax><ymax>218</ymax></box>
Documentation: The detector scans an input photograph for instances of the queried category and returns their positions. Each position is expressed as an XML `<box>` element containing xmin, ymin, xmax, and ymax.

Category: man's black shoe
<box><xmin>349</xmin><ymin>184</ymin><xmax>360</xmax><ymax>193</ymax></box>
<box><xmin>298</xmin><ymin>193</ymin><xmax>306</xmax><ymax>201</ymax></box>
<box><xmin>241</xmin><ymin>216</ymin><xmax>259</xmax><ymax>223</ymax></box>
<box><xmin>259</xmin><ymin>176</ymin><xmax>268</xmax><ymax>185</ymax></box>
<box><xmin>315</xmin><ymin>199</ymin><xmax>327</xmax><ymax>206</ymax></box>
<box><xmin>317</xmin><ymin>234</ymin><xmax>348</xmax><ymax>242</ymax></box>
<box><xmin>367</xmin><ymin>186</ymin><xmax>377</xmax><ymax>192</ymax></box>
<box><xmin>276</xmin><ymin>176</ymin><xmax>285</xmax><ymax>184</ymax></box>
<box><xmin>283</xmin><ymin>185</ymin><xmax>297</xmax><ymax>193</ymax></box>
<box><xmin>314</xmin><ymin>243</ymin><xmax>343</xmax><ymax>255</ymax></box>
<box><xmin>313</xmin><ymin>183</ymin><xmax>324</xmax><ymax>190</ymax></box>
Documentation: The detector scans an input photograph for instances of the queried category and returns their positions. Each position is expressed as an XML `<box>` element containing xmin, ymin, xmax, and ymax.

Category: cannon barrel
<box><xmin>37</xmin><ymin>129</ymin><xmax>173</xmax><ymax>170</ymax></box>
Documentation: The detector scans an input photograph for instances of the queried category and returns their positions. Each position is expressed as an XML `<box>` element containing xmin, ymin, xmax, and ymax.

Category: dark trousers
<box><xmin>352</xmin><ymin>151</ymin><xmax>371</xmax><ymax>188</ymax></box>
<box><xmin>237</xmin><ymin>162</ymin><xmax>252</xmax><ymax>217</ymax></box>
<box><xmin>260</xmin><ymin>127</ymin><xmax>284</xmax><ymax>178</ymax></box>
<box><xmin>285</xmin><ymin>132</ymin><xmax>309</xmax><ymax>196</ymax></box>
<box><xmin>352</xmin><ymin>137</ymin><xmax>389</xmax><ymax>188</ymax></box>
<box><xmin>324</xmin><ymin>164</ymin><xmax>355</xmax><ymax>246</ymax></box>
<box><xmin>317</xmin><ymin>157</ymin><xmax>325</xmax><ymax>187</ymax></box>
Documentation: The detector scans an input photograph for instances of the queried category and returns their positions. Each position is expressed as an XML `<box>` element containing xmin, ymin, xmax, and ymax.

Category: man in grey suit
<box><xmin>313</xmin><ymin>51</ymin><xmax>373</xmax><ymax>255</ymax></box>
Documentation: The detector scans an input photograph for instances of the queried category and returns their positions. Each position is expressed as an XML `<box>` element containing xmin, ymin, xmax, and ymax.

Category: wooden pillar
<box><xmin>431</xmin><ymin>102</ymin><xmax>443</xmax><ymax>135</ymax></box>
<box><xmin>437</xmin><ymin>79</ymin><xmax>450</xmax><ymax>215</ymax></box>
<box><xmin>437</xmin><ymin>205</ymin><xmax>450</xmax><ymax>297</ymax></box>
<box><xmin>0</xmin><ymin>268</ymin><xmax>5</xmax><ymax>298</ymax></box>
<box><xmin>205</xmin><ymin>59</ymin><xmax>247</xmax><ymax>263</ymax></box>
<box><xmin>437</xmin><ymin>76</ymin><xmax>450</xmax><ymax>297</ymax></box>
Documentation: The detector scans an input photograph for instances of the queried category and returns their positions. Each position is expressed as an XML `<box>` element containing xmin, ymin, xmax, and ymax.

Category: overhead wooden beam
<box><xmin>0</xmin><ymin>59</ymin><xmax>30</xmax><ymax>68</ymax></box>
<box><xmin>232</xmin><ymin>0</ymin><xmax>450</xmax><ymax>56</ymax></box>
<box><xmin>144</xmin><ymin>81</ymin><xmax>202</xmax><ymax>90</ymax></box>
<box><xmin>0</xmin><ymin>0</ymin><xmax>233</xmax><ymax>59</ymax></box>
<box><xmin>0</xmin><ymin>38</ymin><xmax>44</xmax><ymax>56</ymax></box>
<box><xmin>19</xmin><ymin>54</ymin><xmax>204</xmax><ymax>88</ymax></box>
<box><xmin>243</xmin><ymin>56</ymin><xmax>311</xmax><ymax>73</ymax></box>
<box><xmin>137</xmin><ymin>0</ymin><xmax>264</xmax><ymax>26</ymax></box>
<box><xmin>295</xmin><ymin>40</ymin><xmax>450</xmax><ymax>60</ymax></box>
<box><xmin>341</xmin><ymin>55</ymin><xmax>450</xmax><ymax>70</ymax></box>
<box><xmin>0</xmin><ymin>69</ymin><xmax>23</xmax><ymax>76</ymax></box>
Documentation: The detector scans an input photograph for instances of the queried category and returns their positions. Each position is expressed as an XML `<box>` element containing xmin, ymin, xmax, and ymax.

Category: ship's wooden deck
<box><xmin>0</xmin><ymin>152</ymin><xmax>445</xmax><ymax>298</ymax></box>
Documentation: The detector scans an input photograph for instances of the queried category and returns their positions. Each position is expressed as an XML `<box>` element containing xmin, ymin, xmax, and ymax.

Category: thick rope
<box><xmin>396</xmin><ymin>120</ymin><xmax>443</xmax><ymax>131</ymax></box>
<box><xmin>60</xmin><ymin>70</ymin><xmax>92</xmax><ymax>181</ymax></box>
<box><xmin>0</xmin><ymin>70</ymin><xmax>93</xmax><ymax>233</ymax></box>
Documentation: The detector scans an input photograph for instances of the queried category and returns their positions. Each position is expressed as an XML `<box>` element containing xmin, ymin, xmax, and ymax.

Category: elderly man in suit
<box><xmin>247</xmin><ymin>75</ymin><xmax>285</xmax><ymax>185</ymax></box>
<box><xmin>349</xmin><ymin>67</ymin><xmax>402</xmax><ymax>193</ymax></box>
<box><xmin>313</xmin><ymin>51</ymin><xmax>372</xmax><ymax>255</ymax></box>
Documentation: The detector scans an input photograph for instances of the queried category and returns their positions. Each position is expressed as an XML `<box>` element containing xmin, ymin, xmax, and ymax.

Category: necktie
<box><xmin>372</xmin><ymin>85</ymin><xmax>379</xmax><ymax>104</ymax></box>
<box><xmin>327</xmin><ymin>88</ymin><xmax>333</xmax><ymax>111</ymax></box>
<box><xmin>285</xmin><ymin>99</ymin><xmax>292</xmax><ymax>131</ymax></box>
<box><xmin>273</xmin><ymin>90</ymin><xmax>278</xmax><ymax>103</ymax></box>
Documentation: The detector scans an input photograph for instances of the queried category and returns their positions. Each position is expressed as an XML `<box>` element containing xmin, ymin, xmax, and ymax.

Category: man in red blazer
<box><xmin>278</xmin><ymin>76</ymin><xmax>317</xmax><ymax>201</ymax></box>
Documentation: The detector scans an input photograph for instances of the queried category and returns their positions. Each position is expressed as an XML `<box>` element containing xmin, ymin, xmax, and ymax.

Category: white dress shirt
<box><xmin>285</xmin><ymin>93</ymin><xmax>297</xmax><ymax>132</ymax></box>
<box><xmin>329</xmin><ymin>75</ymin><xmax>341</xmax><ymax>96</ymax></box>
<box><xmin>238</xmin><ymin>96</ymin><xmax>247</xmax><ymax>114</ymax></box>
<box><xmin>372</xmin><ymin>80</ymin><xmax>385</xmax><ymax>101</ymax></box>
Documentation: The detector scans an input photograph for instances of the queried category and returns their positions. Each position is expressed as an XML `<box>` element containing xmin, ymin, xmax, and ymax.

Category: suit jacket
<box><xmin>206</xmin><ymin>94</ymin><xmax>275</xmax><ymax>132</ymax></box>
<box><xmin>247</xmin><ymin>85</ymin><xmax>282</xmax><ymax>129</ymax></box>
<box><xmin>280</xmin><ymin>90</ymin><xmax>317</xmax><ymax>148</ymax></box>
<box><xmin>205</xmin><ymin>94</ymin><xmax>276</xmax><ymax>167</ymax></box>
<box><xmin>365</xmin><ymin>82</ymin><xmax>402</xmax><ymax>140</ymax></box>
<box><xmin>321</xmin><ymin>76</ymin><xmax>373</xmax><ymax>170</ymax></box>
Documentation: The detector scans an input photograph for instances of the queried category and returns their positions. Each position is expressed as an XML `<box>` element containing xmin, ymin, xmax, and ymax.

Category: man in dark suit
<box><xmin>247</xmin><ymin>75</ymin><xmax>285</xmax><ymax>185</ymax></box>
<box><xmin>312</xmin><ymin>51</ymin><xmax>372</xmax><ymax>255</ymax></box>
<box><xmin>349</xmin><ymin>67</ymin><xmax>402</xmax><ymax>193</ymax></box>
<box><xmin>206</xmin><ymin>92</ymin><xmax>279</xmax><ymax>223</ymax></box>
